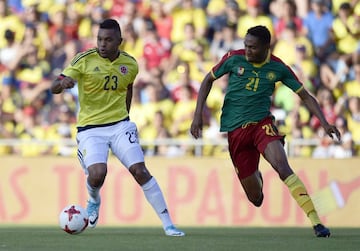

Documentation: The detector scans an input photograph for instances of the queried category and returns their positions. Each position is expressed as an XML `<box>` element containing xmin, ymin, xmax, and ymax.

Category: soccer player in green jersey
<box><xmin>190</xmin><ymin>25</ymin><xmax>341</xmax><ymax>237</ymax></box>
<box><xmin>51</xmin><ymin>19</ymin><xmax>184</xmax><ymax>237</ymax></box>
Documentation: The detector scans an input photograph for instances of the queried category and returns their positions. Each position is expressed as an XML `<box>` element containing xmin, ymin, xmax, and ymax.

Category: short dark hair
<box><xmin>246</xmin><ymin>25</ymin><xmax>271</xmax><ymax>45</ymax></box>
<box><xmin>4</xmin><ymin>29</ymin><xmax>15</xmax><ymax>40</ymax></box>
<box><xmin>99</xmin><ymin>19</ymin><xmax>122</xmax><ymax>37</ymax></box>
<box><xmin>339</xmin><ymin>2</ymin><xmax>351</xmax><ymax>10</ymax></box>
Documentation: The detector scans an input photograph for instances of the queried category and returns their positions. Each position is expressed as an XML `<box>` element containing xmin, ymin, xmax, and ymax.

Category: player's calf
<box><xmin>242</xmin><ymin>171</ymin><xmax>264</xmax><ymax>207</ymax></box>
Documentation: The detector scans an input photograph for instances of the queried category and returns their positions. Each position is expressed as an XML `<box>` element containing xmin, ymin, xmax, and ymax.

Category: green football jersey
<box><xmin>211</xmin><ymin>50</ymin><xmax>304</xmax><ymax>132</ymax></box>
<box><xmin>62</xmin><ymin>49</ymin><xmax>138</xmax><ymax>127</ymax></box>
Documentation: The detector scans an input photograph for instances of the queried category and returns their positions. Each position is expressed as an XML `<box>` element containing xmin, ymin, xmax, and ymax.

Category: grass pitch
<box><xmin>0</xmin><ymin>227</ymin><xmax>359</xmax><ymax>251</ymax></box>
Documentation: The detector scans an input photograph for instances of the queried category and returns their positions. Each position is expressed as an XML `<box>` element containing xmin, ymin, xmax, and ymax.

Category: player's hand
<box><xmin>60</xmin><ymin>76</ymin><xmax>76</xmax><ymax>89</ymax></box>
<box><xmin>190</xmin><ymin>116</ymin><xmax>203</xmax><ymax>139</ymax></box>
<box><xmin>324</xmin><ymin>124</ymin><xmax>341</xmax><ymax>142</ymax></box>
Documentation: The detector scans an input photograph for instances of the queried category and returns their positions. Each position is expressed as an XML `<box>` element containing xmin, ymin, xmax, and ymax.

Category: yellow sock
<box><xmin>284</xmin><ymin>174</ymin><xmax>321</xmax><ymax>226</ymax></box>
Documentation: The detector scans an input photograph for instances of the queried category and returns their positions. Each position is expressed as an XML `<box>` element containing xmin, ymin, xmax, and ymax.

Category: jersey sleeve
<box><xmin>211</xmin><ymin>52</ymin><xmax>233</xmax><ymax>79</ymax></box>
<box><xmin>280</xmin><ymin>63</ymin><xmax>304</xmax><ymax>93</ymax></box>
<box><xmin>129</xmin><ymin>60</ymin><xmax>139</xmax><ymax>84</ymax></box>
<box><xmin>62</xmin><ymin>53</ymin><xmax>84</xmax><ymax>81</ymax></box>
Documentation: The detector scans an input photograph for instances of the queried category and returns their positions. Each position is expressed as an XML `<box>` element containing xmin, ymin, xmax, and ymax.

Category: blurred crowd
<box><xmin>0</xmin><ymin>0</ymin><xmax>360</xmax><ymax>158</ymax></box>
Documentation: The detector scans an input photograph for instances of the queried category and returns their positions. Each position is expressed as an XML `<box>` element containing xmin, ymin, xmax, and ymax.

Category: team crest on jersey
<box><xmin>237</xmin><ymin>67</ymin><xmax>244</xmax><ymax>76</ymax></box>
<box><xmin>266</xmin><ymin>72</ymin><xmax>276</xmax><ymax>81</ymax></box>
<box><xmin>119</xmin><ymin>65</ymin><xmax>128</xmax><ymax>75</ymax></box>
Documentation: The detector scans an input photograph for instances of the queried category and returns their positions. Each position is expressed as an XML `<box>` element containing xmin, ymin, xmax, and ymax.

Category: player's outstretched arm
<box><xmin>297</xmin><ymin>88</ymin><xmax>341</xmax><ymax>141</ymax></box>
<box><xmin>190</xmin><ymin>72</ymin><xmax>216</xmax><ymax>139</ymax></box>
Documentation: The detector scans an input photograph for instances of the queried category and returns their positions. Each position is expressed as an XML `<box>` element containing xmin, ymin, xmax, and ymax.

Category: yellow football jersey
<box><xmin>62</xmin><ymin>48</ymin><xmax>138</xmax><ymax>127</ymax></box>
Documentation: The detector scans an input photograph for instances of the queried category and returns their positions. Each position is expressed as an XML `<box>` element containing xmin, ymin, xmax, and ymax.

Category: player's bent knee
<box><xmin>129</xmin><ymin>163</ymin><xmax>152</xmax><ymax>185</ymax></box>
<box><xmin>88</xmin><ymin>166</ymin><xmax>107</xmax><ymax>187</ymax></box>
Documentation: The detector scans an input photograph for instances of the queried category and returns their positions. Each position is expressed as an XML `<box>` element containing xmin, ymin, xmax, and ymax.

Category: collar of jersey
<box><xmin>246</xmin><ymin>51</ymin><xmax>270</xmax><ymax>68</ymax></box>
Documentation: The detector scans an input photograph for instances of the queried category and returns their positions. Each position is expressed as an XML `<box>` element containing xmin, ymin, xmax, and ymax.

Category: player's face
<box><xmin>244</xmin><ymin>34</ymin><xmax>269</xmax><ymax>64</ymax></box>
<box><xmin>97</xmin><ymin>28</ymin><xmax>122</xmax><ymax>61</ymax></box>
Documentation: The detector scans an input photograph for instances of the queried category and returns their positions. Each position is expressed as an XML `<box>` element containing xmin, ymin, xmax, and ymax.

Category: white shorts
<box><xmin>76</xmin><ymin>120</ymin><xmax>145</xmax><ymax>174</ymax></box>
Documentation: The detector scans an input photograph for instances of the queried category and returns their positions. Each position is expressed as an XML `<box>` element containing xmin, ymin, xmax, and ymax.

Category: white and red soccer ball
<box><xmin>59</xmin><ymin>204</ymin><xmax>89</xmax><ymax>234</ymax></box>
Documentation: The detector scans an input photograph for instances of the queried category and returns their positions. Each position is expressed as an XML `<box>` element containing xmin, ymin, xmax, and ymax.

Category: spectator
<box><xmin>169</xmin><ymin>61</ymin><xmax>199</xmax><ymax>102</ymax></box>
<box><xmin>21</xmin><ymin>3</ymin><xmax>51</xmax><ymax>56</ymax></box>
<box><xmin>12</xmin><ymin>105</ymin><xmax>50</xmax><ymax>156</ymax></box>
<box><xmin>237</xmin><ymin>0</ymin><xmax>274</xmax><ymax>43</ymax></box>
<box><xmin>0</xmin><ymin>29</ymin><xmax>20</xmax><ymax>101</ymax></box>
<box><xmin>272</xmin><ymin>0</ymin><xmax>304</xmax><ymax>40</ymax></box>
<box><xmin>128</xmin><ymin>86</ymin><xmax>148</xmax><ymax>132</ymax></box>
<box><xmin>108</xmin><ymin>0</ymin><xmax>127</xmax><ymax>18</ymax></box>
<box><xmin>168</xmin><ymin>22</ymin><xmax>209</xmax><ymax>74</ymax></box>
<box><xmin>272</xmin><ymin>21</ymin><xmax>314</xmax><ymax>66</ymax></box>
<box><xmin>285</xmin><ymin>104</ymin><xmax>314</xmax><ymax>157</ymax></box>
<box><xmin>47</xmin><ymin>5</ymin><xmax>67</xmax><ymax>42</ymax></box>
<box><xmin>312</xmin><ymin>126</ymin><xmax>334</xmax><ymax>158</ymax></box>
<box><xmin>331</xmin><ymin>0</ymin><xmax>352</xmax><ymax>14</ymax></box>
<box><xmin>292</xmin><ymin>44</ymin><xmax>319</xmax><ymax>92</ymax></box>
<box><xmin>303</xmin><ymin>0</ymin><xmax>335</xmax><ymax>63</ymax></box>
<box><xmin>206</xmin><ymin>0</ymin><xmax>242</xmax><ymax>41</ymax></box>
<box><xmin>293</xmin><ymin>0</ymin><xmax>310</xmax><ymax>19</ymax></box>
<box><xmin>140</xmin><ymin>110</ymin><xmax>174</xmax><ymax>156</ymax></box>
<box><xmin>140</xmin><ymin>18</ymin><xmax>171</xmax><ymax>72</ymax></box>
<box><xmin>120</xmin><ymin>23</ymin><xmax>144</xmax><ymax>60</ymax></box>
<box><xmin>48</xmin><ymin>29</ymin><xmax>78</xmax><ymax>79</ymax></box>
<box><xmin>331</xmin><ymin>2</ymin><xmax>360</xmax><ymax>55</ymax></box>
<box><xmin>319</xmin><ymin>53</ymin><xmax>351</xmax><ymax>93</ymax></box>
<box><xmin>115</xmin><ymin>0</ymin><xmax>145</xmax><ymax>36</ymax></box>
<box><xmin>224</xmin><ymin>0</ymin><xmax>242</xmax><ymax>27</ymax></box>
<box><xmin>312</xmin><ymin>116</ymin><xmax>354</xmax><ymax>158</ymax></box>
<box><xmin>78</xmin><ymin>5</ymin><xmax>109</xmax><ymax>42</ymax></box>
<box><xmin>331</xmin><ymin>116</ymin><xmax>355</xmax><ymax>158</ymax></box>
<box><xmin>141</xmin><ymin>79</ymin><xmax>174</xmax><ymax>130</ymax></box>
<box><xmin>310</xmin><ymin>87</ymin><xmax>338</xmax><ymax>130</ymax></box>
<box><xmin>47</xmin><ymin>104</ymin><xmax>77</xmax><ymax>156</ymax></box>
<box><xmin>343</xmin><ymin>62</ymin><xmax>360</xmax><ymax>97</ymax></box>
<box><xmin>13</xmin><ymin>44</ymin><xmax>52</xmax><ymax>107</ymax></box>
<box><xmin>206</xmin><ymin>0</ymin><xmax>227</xmax><ymax>38</ymax></box>
<box><xmin>147</xmin><ymin>0</ymin><xmax>173</xmax><ymax>41</ymax></box>
<box><xmin>0</xmin><ymin>0</ymin><xmax>24</xmax><ymax>48</ymax></box>
<box><xmin>344</xmin><ymin>96</ymin><xmax>360</xmax><ymax>146</ymax></box>
<box><xmin>210</xmin><ymin>22</ymin><xmax>244</xmax><ymax>62</ymax></box>
<box><xmin>167</xmin><ymin>0</ymin><xmax>208</xmax><ymax>43</ymax></box>
<box><xmin>189</xmin><ymin>42</ymin><xmax>215</xmax><ymax>84</ymax></box>
<box><xmin>170</xmin><ymin>84</ymin><xmax>197</xmax><ymax>154</ymax></box>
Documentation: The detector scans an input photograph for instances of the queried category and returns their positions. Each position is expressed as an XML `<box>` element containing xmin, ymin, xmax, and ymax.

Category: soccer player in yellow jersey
<box><xmin>51</xmin><ymin>19</ymin><xmax>184</xmax><ymax>237</ymax></box>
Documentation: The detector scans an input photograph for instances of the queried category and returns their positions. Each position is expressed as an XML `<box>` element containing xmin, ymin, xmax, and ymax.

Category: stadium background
<box><xmin>1</xmin><ymin>0</ymin><xmax>360</xmax><ymax>227</ymax></box>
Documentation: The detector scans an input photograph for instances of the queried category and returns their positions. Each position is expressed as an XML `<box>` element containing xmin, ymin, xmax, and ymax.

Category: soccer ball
<box><xmin>59</xmin><ymin>204</ymin><xmax>89</xmax><ymax>234</ymax></box>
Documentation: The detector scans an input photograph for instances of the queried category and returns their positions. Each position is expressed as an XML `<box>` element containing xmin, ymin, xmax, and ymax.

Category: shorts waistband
<box><xmin>241</xmin><ymin>121</ymin><xmax>258</xmax><ymax>129</ymax></box>
<box><xmin>77</xmin><ymin>117</ymin><xmax>129</xmax><ymax>132</ymax></box>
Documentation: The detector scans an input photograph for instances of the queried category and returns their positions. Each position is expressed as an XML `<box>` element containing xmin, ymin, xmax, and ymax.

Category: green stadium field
<box><xmin>0</xmin><ymin>227</ymin><xmax>359</xmax><ymax>251</ymax></box>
